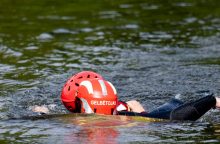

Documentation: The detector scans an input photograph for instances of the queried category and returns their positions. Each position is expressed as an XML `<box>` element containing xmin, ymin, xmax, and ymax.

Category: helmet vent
<box><xmin>75</xmin><ymin>83</ymin><xmax>79</xmax><ymax>86</ymax></box>
<box><xmin>68</xmin><ymin>86</ymin><xmax>71</xmax><ymax>91</ymax></box>
<box><xmin>87</xmin><ymin>75</ymin><xmax>90</xmax><ymax>78</ymax></box>
<box><xmin>78</xmin><ymin>76</ymin><xmax>83</xmax><ymax>79</ymax></box>
<box><xmin>70</xmin><ymin>80</ymin><xmax>73</xmax><ymax>82</ymax></box>
<box><xmin>95</xmin><ymin>76</ymin><xmax>98</xmax><ymax>78</ymax></box>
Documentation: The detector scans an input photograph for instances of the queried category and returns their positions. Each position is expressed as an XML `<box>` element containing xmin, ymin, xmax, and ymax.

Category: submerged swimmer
<box><xmin>58</xmin><ymin>71</ymin><xmax>220</xmax><ymax>121</ymax></box>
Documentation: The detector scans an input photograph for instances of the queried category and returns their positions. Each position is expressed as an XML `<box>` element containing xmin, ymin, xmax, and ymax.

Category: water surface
<box><xmin>1</xmin><ymin>0</ymin><xmax>220</xmax><ymax>143</ymax></box>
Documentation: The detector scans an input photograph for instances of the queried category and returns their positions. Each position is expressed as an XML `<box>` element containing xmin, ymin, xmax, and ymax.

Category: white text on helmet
<box><xmin>91</xmin><ymin>100</ymin><xmax>116</xmax><ymax>106</ymax></box>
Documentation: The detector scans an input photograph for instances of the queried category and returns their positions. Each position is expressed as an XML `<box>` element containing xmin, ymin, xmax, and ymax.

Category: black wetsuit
<box><xmin>118</xmin><ymin>95</ymin><xmax>216</xmax><ymax>121</ymax></box>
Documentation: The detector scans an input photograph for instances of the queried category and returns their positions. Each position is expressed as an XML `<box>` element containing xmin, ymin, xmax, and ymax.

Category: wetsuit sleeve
<box><xmin>117</xmin><ymin>98</ymin><xmax>184</xmax><ymax>119</ymax></box>
<box><xmin>170</xmin><ymin>95</ymin><xmax>216</xmax><ymax>121</ymax></box>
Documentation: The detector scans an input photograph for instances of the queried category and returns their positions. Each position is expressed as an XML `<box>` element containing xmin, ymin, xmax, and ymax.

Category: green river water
<box><xmin>1</xmin><ymin>0</ymin><xmax>220</xmax><ymax>143</ymax></box>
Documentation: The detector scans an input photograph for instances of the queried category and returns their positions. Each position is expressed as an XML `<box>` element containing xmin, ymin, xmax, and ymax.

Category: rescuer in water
<box><xmin>58</xmin><ymin>71</ymin><xmax>220</xmax><ymax>121</ymax></box>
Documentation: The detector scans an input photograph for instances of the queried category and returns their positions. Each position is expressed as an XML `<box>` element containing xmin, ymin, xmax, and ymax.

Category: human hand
<box><xmin>126</xmin><ymin>100</ymin><xmax>145</xmax><ymax>113</ymax></box>
<box><xmin>215</xmin><ymin>97</ymin><xmax>220</xmax><ymax>109</ymax></box>
<box><xmin>31</xmin><ymin>105</ymin><xmax>49</xmax><ymax>114</ymax></box>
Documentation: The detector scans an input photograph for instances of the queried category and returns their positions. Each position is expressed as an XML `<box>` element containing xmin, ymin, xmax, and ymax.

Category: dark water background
<box><xmin>1</xmin><ymin>0</ymin><xmax>220</xmax><ymax>143</ymax></box>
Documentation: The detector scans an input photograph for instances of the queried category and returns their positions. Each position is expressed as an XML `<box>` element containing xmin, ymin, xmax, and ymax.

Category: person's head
<box><xmin>61</xmin><ymin>71</ymin><xmax>118</xmax><ymax>115</ymax></box>
<box><xmin>61</xmin><ymin>71</ymin><xmax>103</xmax><ymax>112</ymax></box>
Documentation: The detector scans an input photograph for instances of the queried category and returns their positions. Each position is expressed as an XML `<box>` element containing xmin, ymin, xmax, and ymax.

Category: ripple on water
<box><xmin>80</xmin><ymin>28</ymin><xmax>93</xmax><ymax>33</ymax></box>
<box><xmin>117</xmin><ymin>24</ymin><xmax>139</xmax><ymax>30</ymax></box>
<box><xmin>139</xmin><ymin>31</ymin><xmax>173</xmax><ymax>41</ymax></box>
<box><xmin>37</xmin><ymin>15</ymin><xmax>75</xmax><ymax>20</ymax></box>
<box><xmin>99</xmin><ymin>11</ymin><xmax>121</xmax><ymax>19</ymax></box>
<box><xmin>36</xmin><ymin>33</ymin><xmax>54</xmax><ymax>42</ymax></box>
<box><xmin>184</xmin><ymin>17</ymin><xmax>197</xmax><ymax>24</ymax></box>
<box><xmin>0</xmin><ymin>64</ymin><xmax>15</xmax><ymax>74</ymax></box>
<box><xmin>119</xmin><ymin>4</ymin><xmax>133</xmax><ymax>9</ymax></box>
<box><xmin>140</xmin><ymin>3</ymin><xmax>159</xmax><ymax>10</ymax></box>
<box><xmin>53</xmin><ymin>28</ymin><xmax>78</xmax><ymax>35</ymax></box>
<box><xmin>174</xmin><ymin>2</ymin><xmax>193</xmax><ymax>7</ymax></box>
<box><xmin>117</xmin><ymin>122</ymin><xmax>219</xmax><ymax>143</ymax></box>
<box><xmin>25</xmin><ymin>45</ymin><xmax>39</xmax><ymax>50</ymax></box>
<box><xmin>0</xmin><ymin>45</ymin><xmax>22</xmax><ymax>57</ymax></box>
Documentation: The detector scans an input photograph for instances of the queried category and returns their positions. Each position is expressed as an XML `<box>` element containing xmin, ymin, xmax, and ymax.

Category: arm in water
<box><xmin>32</xmin><ymin>96</ymin><xmax>220</xmax><ymax>121</ymax></box>
<box><xmin>119</xmin><ymin>96</ymin><xmax>220</xmax><ymax>121</ymax></box>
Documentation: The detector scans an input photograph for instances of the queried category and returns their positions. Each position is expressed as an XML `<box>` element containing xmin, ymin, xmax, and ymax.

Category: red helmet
<box><xmin>61</xmin><ymin>71</ymin><xmax>103</xmax><ymax>112</ymax></box>
<box><xmin>77</xmin><ymin>78</ymin><xmax>118</xmax><ymax>115</ymax></box>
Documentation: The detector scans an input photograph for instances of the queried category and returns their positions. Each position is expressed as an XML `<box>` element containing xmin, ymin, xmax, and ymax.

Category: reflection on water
<box><xmin>1</xmin><ymin>0</ymin><xmax>220</xmax><ymax>143</ymax></box>
<box><xmin>1</xmin><ymin>118</ymin><xmax>220</xmax><ymax>143</ymax></box>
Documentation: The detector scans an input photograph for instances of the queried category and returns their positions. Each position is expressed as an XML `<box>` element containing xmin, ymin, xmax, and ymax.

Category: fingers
<box><xmin>215</xmin><ymin>97</ymin><xmax>220</xmax><ymax>109</ymax></box>
<box><xmin>126</xmin><ymin>100</ymin><xmax>145</xmax><ymax>113</ymax></box>
<box><xmin>31</xmin><ymin>105</ymin><xmax>49</xmax><ymax>114</ymax></box>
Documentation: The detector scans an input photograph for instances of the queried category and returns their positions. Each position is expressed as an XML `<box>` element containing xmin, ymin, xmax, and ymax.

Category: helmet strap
<box><xmin>74</xmin><ymin>97</ymin><xmax>81</xmax><ymax>113</ymax></box>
